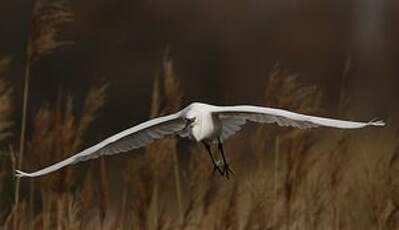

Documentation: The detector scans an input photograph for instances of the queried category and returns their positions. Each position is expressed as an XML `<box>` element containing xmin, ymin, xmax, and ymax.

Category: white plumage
<box><xmin>16</xmin><ymin>102</ymin><xmax>385</xmax><ymax>178</ymax></box>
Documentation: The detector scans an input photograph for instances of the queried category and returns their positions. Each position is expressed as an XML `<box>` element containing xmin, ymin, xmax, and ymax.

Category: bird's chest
<box><xmin>190</xmin><ymin>114</ymin><xmax>222</xmax><ymax>142</ymax></box>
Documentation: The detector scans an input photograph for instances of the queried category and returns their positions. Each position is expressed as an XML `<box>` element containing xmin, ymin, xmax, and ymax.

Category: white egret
<box><xmin>16</xmin><ymin>102</ymin><xmax>385</xmax><ymax>179</ymax></box>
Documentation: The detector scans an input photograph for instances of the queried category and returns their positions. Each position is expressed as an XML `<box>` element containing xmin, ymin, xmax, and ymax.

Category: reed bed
<box><xmin>0</xmin><ymin>53</ymin><xmax>398</xmax><ymax>229</ymax></box>
<box><xmin>0</xmin><ymin>0</ymin><xmax>398</xmax><ymax>228</ymax></box>
<box><xmin>9</xmin><ymin>63</ymin><xmax>399</xmax><ymax>230</ymax></box>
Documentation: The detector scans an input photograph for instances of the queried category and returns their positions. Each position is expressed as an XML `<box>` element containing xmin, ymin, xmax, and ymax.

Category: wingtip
<box><xmin>369</xmin><ymin>119</ymin><xmax>386</xmax><ymax>127</ymax></box>
<box><xmin>15</xmin><ymin>170</ymin><xmax>30</xmax><ymax>178</ymax></box>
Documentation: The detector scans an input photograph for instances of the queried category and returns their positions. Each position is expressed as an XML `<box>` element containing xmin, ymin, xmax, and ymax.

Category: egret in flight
<box><xmin>16</xmin><ymin>102</ymin><xmax>385</xmax><ymax>179</ymax></box>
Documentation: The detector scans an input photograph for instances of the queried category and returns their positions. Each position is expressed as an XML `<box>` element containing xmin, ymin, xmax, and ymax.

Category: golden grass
<box><xmin>4</xmin><ymin>81</ymin><xmax>107</xmax><ymax>229</ymax></box>
<box><xmin>1</xmin><ymin>59</ymin><xmax>398</xmax><ymax>229</ymax></box>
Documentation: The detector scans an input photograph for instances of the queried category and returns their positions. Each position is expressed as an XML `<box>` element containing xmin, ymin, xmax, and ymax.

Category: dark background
<box><xmin>1</xmin><ymin>0</ymin><xmax>398</xmax><ymax>140</ymax></box>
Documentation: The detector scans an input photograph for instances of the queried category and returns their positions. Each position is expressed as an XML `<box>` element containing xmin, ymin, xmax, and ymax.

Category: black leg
<box><xmin>202</xmin><ymin>142</ymin><xmax>224</xmax><ymax>176</ymax></box>
<box><xmin>217</xmin><ymin>138</ymin><xmax>234</xmax><ymax>179</ymax></box>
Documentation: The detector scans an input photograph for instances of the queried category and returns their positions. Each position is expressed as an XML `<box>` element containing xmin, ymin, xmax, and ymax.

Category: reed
<box><xmin>14</xmin><ymin>0</ymin><xmax>75</xmax><ymax>229</ymax></box>
<box><xmin>6</xmin><ymin>81</ymin><xmax>106</xmax><ymax>229</ymax></box>
<box><xmin>1</xmin><ymin>59</ymin><xmax>398</xmax><ymax>229</ymax></box>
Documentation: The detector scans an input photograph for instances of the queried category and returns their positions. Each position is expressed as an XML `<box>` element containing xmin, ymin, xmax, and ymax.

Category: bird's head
<box><xmin>184</xmin><ymin>107</ymin><xmax>198</xmax><ymax>128</ymax></box>
<box><xmin>185</xmin><ymin>115</ymin><xmax>196</xmax><ymax>126</ymax></box>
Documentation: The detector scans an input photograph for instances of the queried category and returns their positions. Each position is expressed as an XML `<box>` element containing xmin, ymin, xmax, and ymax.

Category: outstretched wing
<box><xmin>220</xmin><ymin>116</ymin><xmax>247</xmax><ymax>141</ymax></box>
<box><xmin>215</xmin><ymin>105</ymin><xmax>385</xmax><ymax>140</ymax></box>
<box><xmin>16</xmin><ymin>112</ymin><xmax>187</xmax><ymax>178</ymax></box>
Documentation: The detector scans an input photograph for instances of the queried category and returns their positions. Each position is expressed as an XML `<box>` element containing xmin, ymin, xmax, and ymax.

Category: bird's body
<box><xmin>16</xmin><ymin>102</ymin><xmax>385</xmax><ymax>178</ymax></box>
<box><xmin>185</xmin><ymin>103</ymin><xmax>223</xmax><ymax>142</ymax></box>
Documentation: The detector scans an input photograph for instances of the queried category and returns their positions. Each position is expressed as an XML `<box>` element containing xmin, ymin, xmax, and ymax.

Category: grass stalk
<box><xmin>99</xmin><ymin>157</ymin><xmax>109</xmax><ymax>225</ymax></box>
<box><xmin>273</xmin><ymin>135</ymin><xmax>280</xmax><ymax>228</ymax></box>
<box><xmin>14</xmin><ymin>34</ymin><xmax>32</xmax><ymax>230</ymax></box>
<box><xmin>173</xmin><ymin>150</ymin><xmax>184</xmax><ymax>226</ymax></box>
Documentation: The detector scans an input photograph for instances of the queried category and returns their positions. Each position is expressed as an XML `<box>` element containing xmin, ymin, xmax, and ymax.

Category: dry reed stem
<box><xmin>128</xmin><ymin>48</ymin><xmax>184</xmax><ymax>230</ymax></box>
<box><xmin>99</xmin><ymin>157</ymin><xmax>109</xmax><ymax>224</ymax></box>
<box><xmin>162</xmin><ymin>51</ymin><xmax>184</xmax><ymax>226</ymax></box>
<box><xmin>14</xmin><ymin>1</ymin><xmax>74</xmax><ymax>228</ymax></box>
<box><xmin>0</xmin><ymin>57</ymin><xmax>18</xmax><ymax>229</ymax></box>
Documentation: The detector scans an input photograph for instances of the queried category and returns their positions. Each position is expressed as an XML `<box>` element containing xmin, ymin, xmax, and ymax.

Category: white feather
<box><xmin>16</xmin><ymin>112</ymin><xmax>186</xmax><ymax>178</ymax></box>
<box><xmin>16</xmin><ymin>102</ymin><xmax>385</xmax><ymax>178</ymax></box>
<box><xmin>213</xmin><ymin>105</ymin><xmax>385</xmax><ymax>129</ymax></box>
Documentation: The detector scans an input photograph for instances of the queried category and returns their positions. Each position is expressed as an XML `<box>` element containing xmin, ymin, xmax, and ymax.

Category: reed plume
<box><xmin>30</xmin><ymin>0</ymin><xmax>74</xmax><ymax>62</ymax></box>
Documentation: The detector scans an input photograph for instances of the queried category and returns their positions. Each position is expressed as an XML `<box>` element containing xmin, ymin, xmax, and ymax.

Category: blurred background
<box><xmin>0</xmin><ymin>0</ymin><xmax>398</xmax><ymax>229</ymax></box>
<box><xmin>2</xmin><ymin>0</ymin><xmax>398</xmax><ymax>122</ymax></box>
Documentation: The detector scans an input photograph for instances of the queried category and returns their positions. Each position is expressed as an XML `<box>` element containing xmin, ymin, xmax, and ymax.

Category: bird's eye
<box><xmin>186</xmin><ymin>117</ymin><xmax>196</xmax><ymax>123</ymax></box>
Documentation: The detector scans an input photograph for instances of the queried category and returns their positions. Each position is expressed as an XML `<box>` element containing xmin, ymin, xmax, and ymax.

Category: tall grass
<box><xmin>14</xmin><ymin>0</ymin><xmax>75</xmax><ymax>229</ymax></box>
<box><xmin>1</xmin><ymin>58</ymin><xmax>398</xmax><ymax>229</ymax></box>
<box><xmin>4</xmin><ymin>80</ymin><xmax>106</xmax><ymax>229</ymax></box>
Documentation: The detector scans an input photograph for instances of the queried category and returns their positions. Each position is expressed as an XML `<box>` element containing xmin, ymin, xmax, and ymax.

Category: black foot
<box><xmin>212</xmin><ymin>160</ymin><xmax>224</xmax><ymax>176</ymax></box>
<box><xmin>212</xmin><ymin>165</ymin><xmax>223</xmax><ymax>176</ymax></box>
<box><xmin>222</xmin><ymin>164</ymin><xmax>235</xmax><ymax>179</ymax></box>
